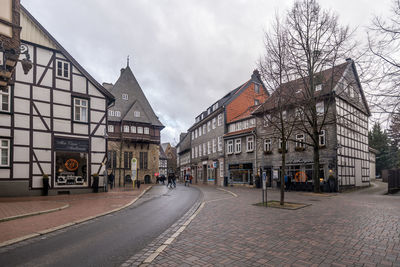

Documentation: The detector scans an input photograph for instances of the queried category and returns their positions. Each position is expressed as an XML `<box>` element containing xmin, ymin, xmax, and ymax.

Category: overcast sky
<box><xmin>22</xmin><ymin>0</ymin><xmax>392</xmax><ymax>145</ymax></box>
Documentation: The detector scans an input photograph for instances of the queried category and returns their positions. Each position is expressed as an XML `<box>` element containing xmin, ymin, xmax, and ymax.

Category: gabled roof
<box><xmin>20</xmin><ymin>6</ymin><xmax>115</xmax><ymax>105</ymax></box>
<box><xmin>176</xmin><ymin>132</ymin><xmax>191</xmax><ymax>154</ymax></box>
<box><xmin>107</xmin><ymin>66</ymin><xmax>164</xmax><ymax>127</ymax></box>
<box><xmin>159</xmin><ymin>146</ymin><xmax>167</xmax><ymax>159</ymax></box>
<box><xmin>253</xmin><ymin>60</ymin><xmax>370</xmax><ymax>116</ymax></box>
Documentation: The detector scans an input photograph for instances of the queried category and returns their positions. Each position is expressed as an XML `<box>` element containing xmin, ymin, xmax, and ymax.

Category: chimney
<box><xmin>251</xmin><ymin>69</ymin><xmax>260</xmax><ymax>80</ymax></box>
<box><xmin>120</xmin><ymin>68</ymin><xmax>125</xmax><ymax>75</ymax></box>
<box><xmin>346</xmin><ymin>58</ymin><xmax>352</xmax><ymax>62</ymax></box>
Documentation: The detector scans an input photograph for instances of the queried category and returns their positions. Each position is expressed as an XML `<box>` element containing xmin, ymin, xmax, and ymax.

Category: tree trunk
<box><xmin>313</xmin><ymin>130</ymin><xmax>320</xmax><ymax>193</ymax></box>
<box><xmin>280</xmin><ymin>142</ymin><xmax>286</xmax><ymax>205</ymax></box>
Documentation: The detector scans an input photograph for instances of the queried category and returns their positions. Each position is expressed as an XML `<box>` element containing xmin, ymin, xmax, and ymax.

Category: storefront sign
<box><xmin>54</xmin><ymin>138</ymin><xmax>89</xmax><ymax>152</ymax></box>
<box><xmin>65</xmin><ymin>158</ymin><xmax>79</xmax><ymax>171</ymax></box>
<box><xmin>228</xmin><ymin>163</ymin><xmax>253</xmax><ymax>170</ymax></box>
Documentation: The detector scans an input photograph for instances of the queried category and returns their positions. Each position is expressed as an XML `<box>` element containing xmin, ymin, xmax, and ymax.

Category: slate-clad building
<box><xmin>0</xmin><ymin>6</ymin><xmax>114</xmax><ymax>196</ymax></box>
<box><xmin>176</xmin><ymin>132</ymin><xmax>191</xmax><ymax>179</ymax></box>
<box><xmin>105</xmin><ymin>64</ymin><xmax>164</xmax><ymax>186</ymax></box>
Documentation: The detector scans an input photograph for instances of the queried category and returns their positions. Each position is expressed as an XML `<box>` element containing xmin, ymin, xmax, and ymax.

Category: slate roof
<box><xmin>159</xmin><ymin>146</ymin><xmax>167</xmax><ymax>160</ymax></box>
<box><xmin>177</xmin><ymin>132</ymin><xmax>191</xmax><ymax>154</ymax></box>
<box><xmin>107</xmin><ymin>66</ymin><xmax>164</xmax><ymax>127</ymax></box>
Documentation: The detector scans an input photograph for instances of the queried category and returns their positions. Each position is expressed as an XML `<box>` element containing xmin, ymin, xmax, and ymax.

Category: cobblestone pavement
<box><xmin>135</xmin><ymin>181</ymin><xmax>400</xmax><ymax>266</ymax></box>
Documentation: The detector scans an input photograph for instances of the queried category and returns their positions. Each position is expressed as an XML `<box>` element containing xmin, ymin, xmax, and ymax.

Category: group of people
<box><xmin>184</xmin><ymin>174</ymin><xmax>193</xmax><ymax>187</ymax></box>
<box><xmin>167</xmin><ymin>173</ymin><xmax>176</xmax><ymax>188</ymax></box>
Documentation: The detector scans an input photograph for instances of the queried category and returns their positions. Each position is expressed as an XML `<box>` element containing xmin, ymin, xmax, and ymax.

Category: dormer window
<box><xmin>134</xmin><ymin>111</ymin><xmax>140</xmax><ymax>117</ymax></box>
<box><xmin>115</xmin><ymin>111</ymin><xmax>121</xmax><ymax>117</ymax></box>
<box><xmin>254</xmin><ymin>83</ymin><xmax>260</xmax><ymax>94</ymax></box>
<box><xmin>315</xmin><ymin>84</ymin><xmax>322</xmax><ymax>91</ymax></box>
<box><xmin>122</xmin><ymin>94</ymin><xmax>128</xmax><ymax>100</ymax></box>
<box><xmin>108</xmin><ymin>110</ymin><xmax>115</xmax><ymax>117</ymax></box>
<box><xmin>56</xmin><ymin>59</ymin><xmax>70</xmax><ymax>79</ymax></box>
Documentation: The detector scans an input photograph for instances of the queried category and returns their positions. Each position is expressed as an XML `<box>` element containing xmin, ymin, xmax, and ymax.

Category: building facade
<box><xmin>105</xmin><ymin>64</ymin><xmax>164</xmax><ymax>186</ymax></box>
<box><xmin>253</xmin><ymin>59</ymin><xmax>371</xmax><ymax>190</ymax></box>
<box><xmin>159</xmin><ymin>145</ymin><xmax>167</xmax><ymax>177</ymax></box>
<box><xmin>0</xmin><ymin>6</ymin><xmax>114</xmax><ymax>196</ymax></box>
<box><xmin>188</xmin><ymin>70</ymin><xmax>268</xmax><ymax>186</ymax></box>
<box><xmin>176</xmin><ymin>132</ymin><xmax>191</xmax><ymax>180</ymax></box>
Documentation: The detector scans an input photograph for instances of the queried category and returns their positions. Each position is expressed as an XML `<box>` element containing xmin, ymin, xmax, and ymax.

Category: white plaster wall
<box><xmin>41</xmin><ymin>70</ymin><xmax>53</xmax><ymax>87</ymax></box>
<box><xmin>32</xmin><ymin>176</ymin><xmax>44</xmax><ymax>188</ymax></box>
<box><xmin>91</xmin><ymin>137</ymin><xmax>105</xmax><ymax>151</ymax></box>
<box><xmin>14</xmin><ymin>98</ymin><xmax>30</xmax><ymax>114</ymax></box>
<box><xmin>14</xmin><ymin>114</ymin><xmax>30</xmax><ymax>129</ymax></box>
<box><xmin>56</xmin><ymin>79</ymin><xmax>70</xmax><ymax>90</ymax></box>
<box><xmin>72</xmin><ymin>66</ymin><xmax>82</xmax><ymax>75</ymax></box>
<box><xmin>14</xmin><ymin>130</ymin><xmax>30</xmax><ymax>145</ymax></box>
<box><xmin>15</xmin><ymin>61</ymin><xmax>33</xmax><ymax>84</ymax></box>
<box><xmin>14</xmin><ymin>146</ymin><xmax>29</xmax><ymax>162</ymax></box>
<box><xmin>0</xmin><ymin>128</ymin><xmax>10</xmax><ymax>136</ymax></box>
<box><xmin>36</xmin><ymin>66</ymin><xmax>45</xmax><ymax>83</ymax></box>
<box><xmin>53</xmin><ymin>90</ymin><xmax>70</xmax><ymax>105</ymax></box>
<box><xmin>14</xmin><ymin>82</ymin><xmax>30</xmax><ymax>98</ymax></box>
<box><xmin>88</xmin><ymin>82</ymin><xmax>103</xmax><ymax>97</ymax></box>
<box><xmin>33</xmin><ymin>86</ymin><xmax>50</xmax><ymax>102</ymax></box>
<box><xmin>36</xmin><ymin>47</ymin><xmax>53</xmax><ymax>66</ymax></box>
<box><xmin>34</xmin><ymin>149</ymin><xmax>51</xmax><ymax>162</ymax></box>
<box><xmin>53</xmin><ymin>105</ymin><xmax>70</xmax><ymax>119</ymax></box>
<box><xmin>13</xmin><ymin>163</ymin><xmax>29</xmax><ymax>178</ymax></box>
<box><xmin>33</xmin><ymin>132</ymin><xmax>51</xmax><ymax>148</ymax></box>
<box><xmin>32</xmin><ymin>116</ymin><xmax>47</xmax><ymax>131</ymax></box>
<box><xmin>35</xmin><ymin>102</ymin><xmax>50</xmax><ymax>117</ymax></box>
<box><xmin>91</xmin><ymin>97</ymin><xmax>106</xmax><ymax>111</ymax></box>
<box><xmin>0</xmin><ymin>115</ymin><xmax>11</xmax><ymax>127</ymax></box>
<box><xmin>0</xmin><ymin>169</ymin><xmax>10</xmax><ymax>179</ymax></box>
<box><xmin>91</xmin><ymin>153</ymin><xmax>105</xmax><ymax>164</ymax></box>
<box><xmin>72</xmin><ymin>74</ymin><xmax>86</xmax><ymax>94</ymax></box>
<box><xmin>74</xmin><ymin>123</ymin><xmax>88</xmax><ymax>135</ymax></box>
<box><xmin>91</xmin><ymin>124</ymin><xmax>105</xmax><ymax>137</ymax></box>
<box><xmin>53</xmin><ymin>119</ymin><xmax>70</xmax><ymax>133</ymax></box>
<box><xmin>56</xmin><ymin>53</ymin><xmax>66</xmax><ymax>60</ymax></box>
<box><xmin>90</xmin><ymin>111</ymin><xmax>103</xmax><ymax>123</ymax></box>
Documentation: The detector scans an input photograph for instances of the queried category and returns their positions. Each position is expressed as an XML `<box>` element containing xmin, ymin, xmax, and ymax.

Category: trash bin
<box><xmin>43</xmin><ymin>176</ymin><xmax>49</xmax><ymax>196</ymax></box>
<box><xmin>92</xmin><ymin>175</ymin><xmax>99</xmax><ymax>193</ymax></box>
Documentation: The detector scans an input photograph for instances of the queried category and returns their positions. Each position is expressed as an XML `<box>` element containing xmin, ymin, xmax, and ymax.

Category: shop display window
<box><xmin>55</xmin><ymin>151</ymin><xmax>88</xmax><ymax>187</ymax></box>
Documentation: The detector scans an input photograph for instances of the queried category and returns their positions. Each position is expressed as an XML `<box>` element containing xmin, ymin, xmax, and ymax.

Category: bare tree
<box><xmin>367</xmin><ymin>0</ymin><xmax>400</xmax><ymax>116</ymax></box>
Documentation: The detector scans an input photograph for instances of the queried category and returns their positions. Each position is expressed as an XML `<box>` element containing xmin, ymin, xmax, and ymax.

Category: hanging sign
<box><xmin>131</xmin><ymin>158</ymin><xmax>137</xmax><ymax>181</ymax></box>
<box><xmin>65</xmin><ymin>158</ymin><xmax>79</xmax><ymax>171</ymax></box>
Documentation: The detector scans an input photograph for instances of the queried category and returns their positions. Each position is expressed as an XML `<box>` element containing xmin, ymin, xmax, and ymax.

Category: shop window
<box><xmin>0</xmin><ymin>86</ymin><xmax>10</xmax><ymax>112</ymax></box>
<box><xmin>73</xmin><ymin>98</ymin><xmax>88</xmax><ymax>122</ymax></box>
<box><xmin>56</xmin><ymin>59</ymin><xmax>70</xmax><ymax>79</ymax></box>
<box><xmin>235</xmin><ymin>139</ymin><xmax>241</xmax><ymax>154</ymax></box>
<box><xmin>247</xmin><ymin>136</ymin><xmax>254</xmax><ymax>152</ymax></box>
<box><xmin>227</xmin><ymin>140</ymin><xmax>233</xmax><ymax>154</ymax></box>
<box><xmin>0</xmin><ymin>139</ymin><xmax>10</xmax><ymax>167</ymax></box>
<box><xmin>55</xmin><ymin>151</ymin><xmax>87</xmax><ymax>187</ymax></box>
<box><xmin>108</xmin><ymin>125</ymin><xmax>114</xmax><ymax>133</ymax></box>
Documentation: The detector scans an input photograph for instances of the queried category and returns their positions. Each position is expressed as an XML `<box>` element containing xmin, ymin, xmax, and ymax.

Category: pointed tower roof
<box><xmin>108</xmin><ymin>65</ymin><xmax>164</xmax><ymax>127</ymax></box>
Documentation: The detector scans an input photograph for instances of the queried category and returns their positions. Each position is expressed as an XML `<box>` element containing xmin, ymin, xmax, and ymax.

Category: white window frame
<box><xmin>123</xmin><ymin>125</ymin><xmax>130</xmax><ymax>133</ymax></box>
<box><xmin>296</xmin><ymin>134</ymin><xmax>305</xmax><ymax>148</ymax></box>
<box><xmin>254</xmin><ymin>83</ymin><xmax>260</xmax><ymax>94</ymax></box>
<box><xmin>218</xmin><ymin>136</ymin><xmax>223</xmax><ymax>151</ymax></box>
<box><xmin>203</xmin><ymin>143</ymin><xmax>206</xmax><ymax>155</ymax></box>
<box><xmin>227</xmin><ymin>140</ymin><xmax>234</xmax><ymax>155</ymax></box>
<box><xmin>212</xmin><ymin>118</ymin><xmax>216</xmax><ymax>129</ymax></box>
<box><xmin>122</xmin><ymin>93</ymin><xmax>129</xmax><ymax>100</ymax></box>
<box><xmin>131</xmin><ymin>126</ymin><xmax>136</xmax><ymax>133</ymax></box>
<box><xmin>0</xmin><ymin>86</ymin><xmax>10</xmax><ymax>112</ymax></box>
<box><xmin>199</xmin><ymin>145</ymin><xmax>202</xmax><ymax>157</ymax></box>
<box><xmin>192</xmin><ymin>132</ymin><xmax>194</xmax><ymax>140</ymax></box>
<box><xmin>218</xmin><ymin>114</ymin><xmax>223</xmax><ymax>126</ymax></box>
<box><xmin>207</xmin><ymin>141</ymin><xmax>211</xmax><ymax>155</ymax></box>
<box><xmin>254</xmin><ymin>99</ymin><xmax>260</xmax><ymax>105</ymax></box>
<box><xmin>108</xmin><ymin>125</ymin><xmax>114</xmax><ymax>133</ymax></box>
<box><xmin>56</xmin><ymin>59</ymin><xmax>70</xmax><ymax>79</ymax></box>
<box><xmin>115</xmin><ymin>111</ymin><xmax>121</xmax><ymax>117</ymax></box>
<box><xmin>137</xmin><ymin>126</ymin><xmax>143</xmax><ymax>134</ymax></box>
<box><xmin>234</xmin><ymin>138</ymin><xmax>241</xmax><ymax>154</ymax></box>
<box><xmin>195</xmin><ymin>128</ymin><xmax>198</xmax><ymax>138</ymax></box>
<box><xmin>0</xmin><ymin>139</ymin><xmax>10</xmax><ymax>167</ymax></box>
<box><xmin>198</xmin><ymin>127</ymin><xmax>202</xmax><ymax>137</ymax></box>
<box><xmin>144</xmin><ymin>127</ymin><xmax>149</xmax><ymax>134</ymax></box>
<box><xmin>264</xmin><ymin>139</ymin><xmax>271</xmax><ymax>152</ymax></box>
<box><xmin>134</xmin><ymin>111</ymin><xmax>140</xmax><ymax>117</ymax></box>
<box><xmin>207</xmin><ymin>121</ymin><xmax>211</xmax><ymax>132</ymax></box>
<box><xmin>203</xmin><ymin>125</ymin><xmax>206</xmax><ymax>134</ymax></box>
<box><xmin>279</xmin><ymin>138</ymin><xmax>288</xmax><ymax>150</ymax></box>
<box><xmin>212</xmin><ymin>138</ymin><xmax>217</xmax><ymax>153</ymax></box>
<box><xmin>319</xmin><ymin>130</ymin><xmax>326</xmax><ymax>146</ymax></box>
<box><xmin>195</xmin><ymin>146</ymin><xmax>198</xmax><ymax>158</ymax></box>
<box><xmin>192</xmin><ymin>148</ymin><xmax>194</xmax><ymax>159</ymax></box>
<box><xmin>73</xmin><ymin>98</ymin><xmax>88</xmax><ymax>123</ymax></box>
<box><xmin>108</xmin><ymin>110</ymin><xmax>115</xmax><ymax>117</ymax></box>
<box><xmin>246</xmin><ymin>136</ymin><xmax>254</xmax><ymax>152</ymax></box>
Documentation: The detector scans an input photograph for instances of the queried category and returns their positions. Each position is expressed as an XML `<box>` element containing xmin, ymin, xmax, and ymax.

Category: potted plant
<box><xmin>42</xmin><ymin>174</ymin><xmax>49</xmax><ymax>196</ymax></box>
<box><xmin>92</xmin><ymin>173</ymin><xmax>99</xmax><ymax>193</ymax></box>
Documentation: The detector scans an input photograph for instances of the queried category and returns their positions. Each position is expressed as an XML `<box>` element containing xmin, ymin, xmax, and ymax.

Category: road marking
<box><xmin>217</xmin><ymin>187</ymin><xmax>238</xmax><ymax>197</ymax></box>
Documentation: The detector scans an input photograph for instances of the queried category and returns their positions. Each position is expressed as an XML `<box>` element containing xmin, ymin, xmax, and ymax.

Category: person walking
<box><xmin>167</xmin><ymin>173</ymin><xmax>173</xmax><ymax>188</ymax></box>
<box><xmin>184</xmin><ymin>174</ymin><xmax>190</xmax><ymax>187</ymax></box>
<box><xmin>171</xmin><ymin>173</ymin><xmax>176</xmax><ymax>188</ymax></box>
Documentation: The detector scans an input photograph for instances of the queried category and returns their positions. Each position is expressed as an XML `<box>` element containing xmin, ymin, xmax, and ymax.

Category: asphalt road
<box><xmin>0</xmin><ymin>184</ymin><xmax>201</xmax><ymax>267</ymax></box>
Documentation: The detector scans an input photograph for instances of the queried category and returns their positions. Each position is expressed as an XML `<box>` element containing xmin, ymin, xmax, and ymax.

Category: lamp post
<box><xmin>335</xmin><ymin>143</ymin><xmax>342</xmax><ymax>192</ymax></box>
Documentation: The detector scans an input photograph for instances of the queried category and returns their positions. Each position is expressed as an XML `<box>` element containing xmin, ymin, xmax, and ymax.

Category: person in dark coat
<box><xmin>167</xmin><ymin>173</ymin><xmax>173</xmax><ymax>188</ymax></box>
<box><xmin>171</xmin><ymin>173</ymin><xmax>176</xmax><ymax>188</ymax></box>
<box><xmin>109</xmin><ymin>172</ymin><xmax>115</xmax><ymax>189</ymax></box>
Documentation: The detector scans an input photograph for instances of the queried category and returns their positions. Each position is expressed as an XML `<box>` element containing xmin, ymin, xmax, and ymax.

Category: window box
<box><xmin>295</xmin><ymin>147</ymin><xmax>305</xmax><ymax>152</ymax></box>
<box><xmin>264</xmin><ymin>150</ymin><xmax>273</xmax><ymax>155</ymax></box>
<box><xmin>278</xmin><ymin>148</ymin><xmax>287</xmax><ymax>153</ymax></box>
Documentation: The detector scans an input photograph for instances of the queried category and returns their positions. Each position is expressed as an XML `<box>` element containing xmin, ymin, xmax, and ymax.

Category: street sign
<box><xmin>262</xmin><ymin>171</ymin><xmax>267</xmax><ymax>190</ymax></box>
<box><xmin>131</xmin><ymin>158</ymin><xmax>137</xmax><ymax>181</ymax></box>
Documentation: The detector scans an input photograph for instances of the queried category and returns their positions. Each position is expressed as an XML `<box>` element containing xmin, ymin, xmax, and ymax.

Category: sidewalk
<box><xmin>0</xmin><ymin>185</ymin><xmax>151</xmax><ymax>247</ymax></box>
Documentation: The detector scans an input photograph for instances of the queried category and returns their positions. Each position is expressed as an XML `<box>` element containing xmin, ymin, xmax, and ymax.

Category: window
<box><xmin>263</xmin><ymin>114</ymin><xmax>271</xmax><ymax>127</ymax></box>
<box><xmin>218</xmin><ymin>114</ymin><xmax>223</xmax><ymax>126</ymax></box>
<box><xmin>124</xmin><ymin>152</ymin><xmax>133</xmax><ymax>169</ymax></box>
<box><xmin>108</xmin><ymin>125</ymin><xmax>114</xmax><ymax>133</ymax></box>
<box><xmin>108</xmin><ymin>110</ymin><xmax>115</xmax><ymax>117</ymax></box>
<box><xmin>137</xmin><ymin>127</ymin><xmax>143</xmax><ymax>134</ymax></box>
<box><xmin>115</xmin><ymin>111</ymin><xmax>121</xmax><ymax>117</ymax></box>
<box><xmin>296</xmin><ymin>134</ymin><xmax>305</xmax><ymax>148</ymax></box>
<box><xmin>195</xmin><ymin>146</ymin><xmax>198</xmax><ymax>158</ymax></box>
<box><xmin>195</xmin><ymin>129</ymin><xmax>198</xmax><ymax>138</ymax></box>
<box><xmin>315</xmin><ymin>84</ymin><xmax>322</xmax><ymax>91</ymax></box>
<box><xmin>207</xmin><ymin>108</ymin><xmax>211</xmax><ymax>115</ymax></box>
<box><xmin>235</xmin><ymin>139</ymin><xmax>241</xmax><ymax>154</ymax></box>
<box><xmin>199</xmin><ymin>145</ymin><xmax>202</xmax><ymax>157</ymax></box>
<box><xmin>264</xmin><ymin>139</ymin><xmax>271</xmax><ymax>152</ymax></box>
<box><xmin>73</xmin><ymin>98</ymin><xmax>88</xmax><ymax>122</ymax></box>
<box><xmin>212</xmin><ymin>138</ymin><xmax>217</xmax><ymax>153</ymax></box>
<box><xmin>319</xmin><ymin>130</ymin><xmax>326</xmax><ymax>146</ymax></box>
<box><xmin>134</xmin><ymin>111</ymin><xmax>140</xmax><ymax>117</ymax></box>
<box><xmin>122</xmin><ymin>94</ymin><xmax>128</xmax><ymax>100</ymax></box>
<box><xmin>131</xmin><ymin>126</ymin><xmax>136</xmax><ymax>133</ymax></box>
<box><xmin>218</xmin><ymin>136</ymin><xmax>223</xmax><ymax>151</ymax></box>
<box><xmin>212</xmin><ymin>118</ymin><xmax>216</xmax><ymax>129</ymax></box>
<box><xmin>56</xmin><ymin>60</ymin><xmax>70</xmax><ymax>79</ymax></box>
<box><xmin>144</xmin><ymin>127</ymin><xmax>149</xmax><ymax>134</ymax></box>
<box><xmin>254</xmin><ymin>99</ymin><xmax>260</xmax><ymax>105</ymax></box>
<box><xmin>203</xmin><ymin>143</ymin><xmax>206</xmax><ymax>155</ymax></box>
<box><xmin>254</xmin><ymin>83</ymin><xmax>260</xmax><ymax>93</ymax></box>
<box><xmin>192</xmin><ymin>132</ymin><xmax>194</xmax><ymax>140</ymax></box>
<box><xmin>198</xmin><ymin>127</ymin><xmax>202</xmax><ymax>137</ymax></box>
<box><xmin>229</xmin><ymin>124</ymin><xmax>235</xmax><ymax>132</ymax></box>
<box><xmin>203</xmin><ymin>125</ymin><xmax>206</xmax><ymax>134</ymax></box>
<box><xmin>227</xmin><ymin>140</ymin><xmax>234</xmax><ymax>154</ymax></box>
<box><xmin>316</xmin><ymin>101</ymin><xmax>324</xmax><ymax>115</ymax></box>
<box><xmin>282</xmin><ymin>110</ymin><xmax>287</xmax><ymax>120</ymax></box>
<box><xmin>279</xmin><ymin>138</ymin><xmax>288</xmax><ymax>150</ymax></box>
<box><xmin>207</xmin><ymin>141</ymin><xmax>211</xmax><ymax>154</ymax></box>
<box><xmin>139</xmin><ymin>152</ymin><xmax>148</xmax><ymax>169</ymax></box>
<box><xmin>295</xmin><ymin>108</ymin><xmax>303</xmax><ymax>118</ymax></box>
<box><xmin>207</xmin><ymin>121</ymin><xmax>211</xmax><ymax>132</ymax></box>
<box><xmin>246</xmin><ymin>136</ymin><xmax>254</xmax><ymax>152</ymax></box>
<box><xmin>123</xmin><ymin>125</ymin><xmax>130</xmax><ymax>133</ymax></box>
<box><xmin>0</xmin><ymin>139</ymin><xmax>10</xmax><ymax>167</ymax></box>
<box><xmin>0</xmin><ymin>87</ymin><xmax>10</xmax><ymax>112</ymax></box>
<box><xmin>192</xmin><ymin>148</ymin><xmax>194</xmax><ymax>159</ymax></box>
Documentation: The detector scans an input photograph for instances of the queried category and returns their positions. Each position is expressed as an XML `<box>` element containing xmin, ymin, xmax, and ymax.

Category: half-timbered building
<box><xmin>0</xmin><ymin>6</ymin><xmax>114</xmax><ymax>196</ymax></box>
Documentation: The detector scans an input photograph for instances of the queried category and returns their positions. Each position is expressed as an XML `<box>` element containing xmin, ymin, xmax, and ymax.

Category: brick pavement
<box><xmin>0</xmin><ymin>185</ymin><xmax>151</xmax><ymax>247</ymax></box>
<box><xmin>138</xmin><ymin>182</ymin><xmax>400</xmax><ymax>266</ymax></box>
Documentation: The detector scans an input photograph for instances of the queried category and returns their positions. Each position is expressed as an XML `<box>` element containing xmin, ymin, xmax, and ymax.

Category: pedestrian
<box><xmin>161</xmin><ymin>175</ymin><xmax>166</xmax><ymax>185</ymax></box>
<box><xmin>103</xmin><ymin>169</ymin><xmax>108</xmax><ymax>192</ymax></box>
<box><xmin>109</xmin><ymin>172</ymin><xmax>114</xmax><ymax>189</ymax></box>
<box><xmin>328</xmin><ymin>175</ymin><xmax>335</xmax><ymax>192</ymax></box>
<box><xmin>136</xmin><ymin>179</ymin><xmax>141</xmax><ymax>189</ymax></box>
<box><xmin>167</xmin><ymin>173</ymin><xmax>173</xmax><ymax>188</ymax></box>
<box><xmin>171</xmin><ymin>173</ymin><xmax>176</xmax><ymax>188</ymax></box>
<box><xmin>189</xmin><ymin>175</ymin><xmax>193</xmax><ymax>184</ymax></box>
<box><xmin>184</xmin><ymin>174</ymin><xmax>190</xmax><ymax>186</ymax></box>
